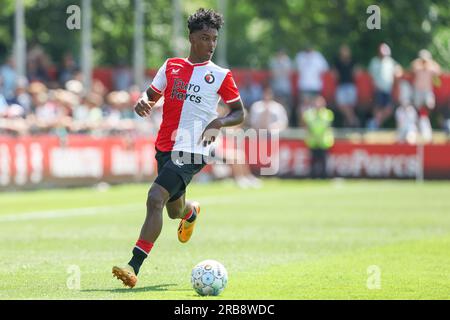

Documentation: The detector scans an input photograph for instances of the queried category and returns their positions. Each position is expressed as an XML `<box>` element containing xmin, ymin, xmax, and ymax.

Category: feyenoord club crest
<box><xmin>204</xmin><ymin>72</ymin><xmax>215</xmax><ymax>84</ymax></box>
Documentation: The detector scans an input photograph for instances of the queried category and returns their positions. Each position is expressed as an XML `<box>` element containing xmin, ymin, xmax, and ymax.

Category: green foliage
<box><xmin>0</xmin><ymin>0</ymin><xmax>449</xmax><ymax>69</ymax></box>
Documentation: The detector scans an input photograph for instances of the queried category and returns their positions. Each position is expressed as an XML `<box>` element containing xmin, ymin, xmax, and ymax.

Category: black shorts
<box><xmin>375</xmin><ymin>90</ymin><xmax>392</xmax><ymax>108</ymax></box>
<box><xmin>154</xmin><ymin>148</ymin><xmax>207</xmax><ymax>202</ymax></box>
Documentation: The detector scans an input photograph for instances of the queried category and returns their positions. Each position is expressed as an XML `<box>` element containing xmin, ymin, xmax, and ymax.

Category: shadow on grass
<box><xmin>82</xmin><ymin>283</ymin><xmax>191</xmax><ymax>293</ymax></box>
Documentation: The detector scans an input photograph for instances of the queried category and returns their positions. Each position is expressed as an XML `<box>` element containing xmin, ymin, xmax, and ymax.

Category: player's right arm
<box><xmin>134</xmin><ymin>87</ymin><xmax>161</xmax><ymax>117</ymax></box>
<box><xmin>135</xmin><ymin>59</ymin><xmax>168</xmax><ymax>117</ymax></box>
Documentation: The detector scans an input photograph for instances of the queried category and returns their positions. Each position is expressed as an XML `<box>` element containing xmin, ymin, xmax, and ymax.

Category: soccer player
<box><xmin>112</xmin><ymin>8</ymin><xmax>245</xmax><ymax>288</ymax></box>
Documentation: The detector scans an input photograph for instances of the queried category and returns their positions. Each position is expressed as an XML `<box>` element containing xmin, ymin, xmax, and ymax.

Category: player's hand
<box><xmin>199</xmin><ymin>119</ymin><xmax>222</xmax><ymax>147</ymax></box>
<box><xmin>134</xmin><ymin>99</ymin><xmax>155</xmax><ymax>117</ymax></box>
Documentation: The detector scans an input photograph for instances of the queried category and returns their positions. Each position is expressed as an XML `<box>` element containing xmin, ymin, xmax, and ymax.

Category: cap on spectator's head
<box><xmin>419</xmin><ymin>49</ymin><xmax>432</xmax><ymax>61</ymax></box>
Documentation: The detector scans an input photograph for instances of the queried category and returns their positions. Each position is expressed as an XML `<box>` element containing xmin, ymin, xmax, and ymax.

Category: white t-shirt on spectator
<box><xmin>249</xmin><ymin>100</ymin><xmax>288</xmax><ymax>131</ymax></box>
<box><xmin>295</xmin><ymin>50</ymin><xmax>329</xmax><ymax>92</ymax></box>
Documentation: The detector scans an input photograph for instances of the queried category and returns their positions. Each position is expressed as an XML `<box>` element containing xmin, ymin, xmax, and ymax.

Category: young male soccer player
<box><xmin>112</xmin><ymin>8</ymin><xmax>245</xmax><ymax>288</ymax></box>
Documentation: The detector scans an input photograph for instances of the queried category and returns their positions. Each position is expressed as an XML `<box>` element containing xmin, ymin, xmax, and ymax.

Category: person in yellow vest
<box><xmin>302</xmin><ymin>96</ymin><xmax>334</xmax><ymax>178</ymax></box>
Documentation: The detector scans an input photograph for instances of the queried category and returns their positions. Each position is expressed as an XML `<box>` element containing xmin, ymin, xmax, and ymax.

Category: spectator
<box><xmin>269</xmin><ymin>49</ymin><xmax>293</xmax><ymax>119</ymax></box>
<box><xmin>295</xmin><ymin>44</ymin><xmax>329</xmax><ymax>117</ymax></box>
<box><xmin>302</xmin><ymin>96</ymin><xmax>334</xmax><ymax>179</ymax></box>
<box><xmin>8</xmin><ymin>77</ymin><xmax>32</xmax><ymax>115</ymax></box>
<box><xmin>395</xmin><ymin>80</ymin><xmax>418</xmax><ymax>144</ymax></box>
<box><xmin>72</xmin><ymin>92</ymin><xmax>104</xmax><ymax>133</ymax></box>
<box><xmin>249</xmin><ymin>87</ymin><xmax>288</xmax><ymax>132</ymax></box>
<box><xmin>113</xmin><ymin>61</ymin><xmax>133</xmax><ymax>91</ymax></box>
<box><xmin>58</xmin><ymin>53</ymin><xmax>79</xmax><ymax>86</ymax></box>
<box><xmin>368</xmin><ymin>43</ymin><xmax>403</xmax><ymax>129</ymax></box>
<box><xmin>411</xmin><ymin>49</ymin><xmax>441</xmax><ymax>143</ymax></box>
<box><xmin>333</xmin><ymin>44</ymin><xmax>359</xmax><ymax>127</ymax></box>
<box><xmin>0</xmin><ymin>56</ymin><xmax>18</xmax><ymax>101</ymax></box>
<box><xmin>442</xmin><ymin>101</ymin><xmax>450</xmax><ymax>135</ymax></box>
<box><xmin>239</xmin><ymin>74</ymin><xmax>263</xmax><ymax>110</ymax></box>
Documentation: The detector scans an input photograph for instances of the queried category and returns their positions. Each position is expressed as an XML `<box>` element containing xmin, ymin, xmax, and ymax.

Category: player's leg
<box><xmin>112</xmin><ymin>182</ymin><xmax>170</xmax><ymax>288</ymax></box>
<box><xmin>113</xmin><ymin>166</ymin><xmax>185</xmax><ymax>288</ymax></box>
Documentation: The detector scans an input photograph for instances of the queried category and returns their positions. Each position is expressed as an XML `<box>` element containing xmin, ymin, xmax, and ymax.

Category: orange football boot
<box><xmin>178</xmin><ymin>202</ymin><xmax>201</xmax><ymax>243</ymax></box>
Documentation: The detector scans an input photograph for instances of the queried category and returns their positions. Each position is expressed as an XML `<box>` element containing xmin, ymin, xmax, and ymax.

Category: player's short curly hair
<box><xmin>187</xmin><ymin>8</ymin><xmax>224</xmax><ymax>34</ymax></box>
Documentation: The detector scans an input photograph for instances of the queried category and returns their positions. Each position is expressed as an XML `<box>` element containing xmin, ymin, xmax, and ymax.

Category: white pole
<box><xmin>14</xmin><ymin>0</ymin><xmax>26</xmax><ymax>79</ymax></box>
<box><xmin>217</xmin><ymin>0</ymin><xmax>227</xmax><ymax>67</ymax></box>
<box><xmin>172</xmin><ymin>0</ymin><xmax>183</xmax><ymax>57</ymax></box>
<box><xmin>134</xmin><ymin>0</ymin><xmax>145</xmax><ymax>90</ymax></box>
<box><xmin>81</xmin><ymin>0</ymin><xmax>92</xmax><ymax>93</ymax></box>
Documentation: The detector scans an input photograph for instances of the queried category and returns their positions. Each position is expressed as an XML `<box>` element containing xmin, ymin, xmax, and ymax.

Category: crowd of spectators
<box><xmin>244</xmin><ymin>42</ymin><xmax>449</xmax><ymax>142</ymax></box>
<box><xmin>1</xmin><ymin>42</ymin><xmax>449</xmax><ymax>142</ymax></box>
<box><xmin>0</xmin><ymin>45</ymin><xmax>155</xmax><ymax>137</ymax></box>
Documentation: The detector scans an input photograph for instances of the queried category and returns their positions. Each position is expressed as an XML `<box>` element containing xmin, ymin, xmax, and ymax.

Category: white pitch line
<box><xmin>0</xmin><ymin>196</ymin><xmax>233</xmax><ymax>222</ymax></box>
<box><xmin>0</xmin><ymin>203</ymin><xmax>142</xmax><ymax>222</ymax></box>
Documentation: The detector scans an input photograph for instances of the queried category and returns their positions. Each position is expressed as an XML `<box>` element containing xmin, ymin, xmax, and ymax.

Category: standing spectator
<box><xmin>333</xmin><ymin>44</ymin><xmax>359</xmax><ymax>127</ymax></box>
<box><xmin>295</xmin><ymin>45</ymin><xmax>329</xmax><ymax>120</ymax></box>
<box><xmin>249</xmin><ymin>87</ymin><xmax>288</xmax><ymax>132</ymax></box>
<box><xmin>411</xmin><ymin>49</ymin><xmax>441</xmax><ymax>143</ymax></box>
<box><xmin>269</xmin><ymin>49</ymin><xmax>293</xmax><ymax>119</ymax></box>
<box><xmin>113</xmin><ymin>61</ymin><xmax>133</xmax><ymax>91</ymax></box>
<box><xmin>57</xmin><ymin>53</ymin><xmax>79</xmax><ymax>86</ymax></box>
<box><xmin>368</xmin><ymin>43</ymin><xmax>403</xmax><ymax>129</ymax></box>
<box><xmin>0</xmin><ymin>56</ymin><xmax>17</xmax><ymax>101</ymax></box>
<box><xmin>302</xmin><ymin>96</ymin><xmax>334</xmax><ymax>179</ymax></box>
<box><xmin>239</xmin><ymin>74</ymin><xmax>263</xmax><ymax>110</ymax></box>
<box><xmin>442</xmin><ymin>101</ymin><xmax>450</xmax><ymax>135</ymax></box>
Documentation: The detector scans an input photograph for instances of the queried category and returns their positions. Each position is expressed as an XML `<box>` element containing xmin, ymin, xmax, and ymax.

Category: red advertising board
<box><xmin>0</xmin><ymin>135</ymin><xmax>449</xmax><ymax>190</ymax></box>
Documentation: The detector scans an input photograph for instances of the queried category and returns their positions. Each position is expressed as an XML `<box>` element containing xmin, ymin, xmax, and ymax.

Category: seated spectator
<box><xmin>104</xmin><ymin>91</ymin><xmax>135</xmax><ymax>134</ymax></box>
<box><xmin>7</xmin><ymin>77</ymin><xmax>32</xmax><ymax>115</ymax></box>
<box><xmin>333</xmin><ymin>44</ymin><xmax>359</xmax><ymax>127</ymax></box>
<box><xmin>212</xmin><ymin>104</ymin><xmax>262</xmax><ymax>189</ymax></box>
<box><xmin>72</xmin><ymin>92</ymin><xmax>104</xmax><ymax>133</ymax></box>
<box><xmin>249</xmin><ymin>87</ymin><xmax>288</xmax><ymax>132</ymax></box>
<box><xmin>395</xmin><ymin>80</ymin><xmax>418</xmax><ymax>144</ymax></box>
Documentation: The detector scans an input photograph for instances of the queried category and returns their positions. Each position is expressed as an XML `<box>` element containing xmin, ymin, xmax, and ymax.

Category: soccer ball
<box><xmin>191</xmin><ymin>260</ymin><xmax>228</xmax><ymax>296</ymax></box>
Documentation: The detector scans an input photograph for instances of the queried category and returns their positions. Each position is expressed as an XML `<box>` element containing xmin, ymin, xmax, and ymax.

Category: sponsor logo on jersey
<box><xmin>171</xmin><ymin>78</ymin><xmax>203</xmax><ymax>104</ymax></box>
<box><xmin>204</xmin><ymin>72</ymin><xmax>215</xmax><ymax>84</ymax></box>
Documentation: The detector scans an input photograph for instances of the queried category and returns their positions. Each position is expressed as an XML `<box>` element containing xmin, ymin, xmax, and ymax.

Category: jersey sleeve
<box><xmin>217</xmin><ymin>71</ymin><xmax>241</xmax><ymax>105</ymax></box>
<box><xmin>149</xmin><ymin>60</ymin><xmax>168</xmax><ymax>94</ymax></box>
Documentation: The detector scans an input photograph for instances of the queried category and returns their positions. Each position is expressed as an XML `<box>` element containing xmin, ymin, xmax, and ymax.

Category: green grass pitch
<box><xmin>0</xmin><ymin>179</ymin><xmax>449</xmax><ymax>299</ymax></box>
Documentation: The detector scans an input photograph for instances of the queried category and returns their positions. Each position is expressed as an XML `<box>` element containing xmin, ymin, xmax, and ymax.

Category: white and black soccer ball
<box><xmin>191</xmin><ymin>260</ymin><xmax>228</xmax><ymax>296</ymax></box>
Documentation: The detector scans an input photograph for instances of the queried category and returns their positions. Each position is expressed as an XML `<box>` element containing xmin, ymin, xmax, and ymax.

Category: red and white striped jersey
<box><xmin>150</xmin><ymin>57</ymin><xmax>241</xmax><ymax>155</ymax></box>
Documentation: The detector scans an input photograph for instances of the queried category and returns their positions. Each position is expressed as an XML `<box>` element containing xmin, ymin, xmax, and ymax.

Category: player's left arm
<box><xmin>200</xmin><ymin>100</ymin><xmax>244</xmax><ymax>146</ymax></box>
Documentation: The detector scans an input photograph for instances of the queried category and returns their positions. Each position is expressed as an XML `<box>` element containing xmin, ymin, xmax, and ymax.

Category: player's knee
<box><xmin>146</xmin><ymin>188</ymin><xmax>166</xmax><ymax>213</ymax></box>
